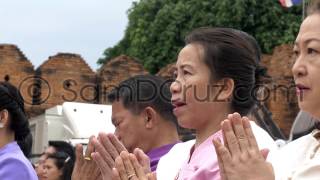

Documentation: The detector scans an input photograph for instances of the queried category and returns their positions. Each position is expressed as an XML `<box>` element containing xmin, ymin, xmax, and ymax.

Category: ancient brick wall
<box><xmin>97</xmin><ymin>55</ymin><xmax>148</xmax><ymax>104</ymax></box>
<box><xmin>0</xmin><ymin>44</ymin><xmax>35</xmax><ymax>113</ymax></box>
<box><xmin>262</xmin><ymin>44</ymin><xmax>299</xmax><ymax>137</ymax></box>
<box><xmin>36</xmin><ymin>53</ymin><xmax>97</xmax><ymax>111</ymax></box>
<box><xmin>0</xmin><ymin>43</ymin><xmax>299</xmax><ymax>137</ymax></box>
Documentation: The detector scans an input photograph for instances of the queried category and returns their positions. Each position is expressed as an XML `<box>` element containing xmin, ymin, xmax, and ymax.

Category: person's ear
<box><xmin>0</xmin><ymin>109</ymin><xmax>9</xmax><ymax>128</ymax></box>
<box><xmin>216</xmin><ymin>78</ymin><xmax>234</xmax><ymax>102</ymax></box>
<box><xmin>143</xmin><ymin>107</ymin><xmax>157</xmax><ymax>129</ymax></box>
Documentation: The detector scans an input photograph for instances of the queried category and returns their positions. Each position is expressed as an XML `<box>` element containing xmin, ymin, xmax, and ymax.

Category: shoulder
<box><xmin>0</xmin><ymin>153</ymin><xmax>37</xmax><ymax>180</ymax></box>
<box><xmin>281</xmin><ymin>133</ymin><xmax>313</xmax><ymax>153</ymax></box>
<box><xmin>268</xmin><ymin>133</ymin><xmax>316</xmax><ymax>180</ymax></box>
<box><xmin>268</xmin><ymin>133</ymin><xmax>312</xmax><ymax>164</ymax></box>
<box><xmin>157</xmin><ymin>140</ymin><xmax>195</xmax><ymax>180</ymax></box>
<box><xmin>158</xmin><ymin>139</ymin><xmax>195</xmax><ymax>165</ymax></box>
<box><xmin>250</xmin><ymin>121</ymin><xmax>277</xmax><ymax>150</ymax></box>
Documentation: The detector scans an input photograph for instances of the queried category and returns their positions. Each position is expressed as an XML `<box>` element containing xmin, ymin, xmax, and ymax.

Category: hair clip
<box><xmin>64</xmin><ymin>156</ymin><xmax>70</xmax><ymax>163</ymax></box>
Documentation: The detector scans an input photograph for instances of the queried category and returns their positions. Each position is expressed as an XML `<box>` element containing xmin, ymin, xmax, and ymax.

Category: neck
<box><xmin>195</xmin><ymin>107</ymin><xmax>230</xmax><ymax>147</ymax></box>
<box><xmin>146</xmin><ymin>122</ymin><xmax>179</xmax><ymax>153</ymax></box>
<box><xmin>0</xmin><ymin>129</ymin><xmax>15</xmax><ymax>149</ymax></box>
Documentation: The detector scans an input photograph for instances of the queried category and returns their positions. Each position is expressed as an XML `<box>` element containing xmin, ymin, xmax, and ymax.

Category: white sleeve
<box><xmin>250</xmin><ymin>121</ymin><xmax>277</xmax><ymax>152</ymax></box>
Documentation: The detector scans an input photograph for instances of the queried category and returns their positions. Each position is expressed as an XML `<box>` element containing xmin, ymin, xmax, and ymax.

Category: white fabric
<box><xmin>156</xmin><ymin>121</ymin><xmax>277</xmax><ymax>180</ymax></box>
<box><xmin>268</xmin><ymin>129</ymin><xmax>320</xmax><ymax>180</ymax></box>
<box><xmin>285</xmin><ymin>0</ymin><xmax>293</xmax><ymax>7</ymax></box>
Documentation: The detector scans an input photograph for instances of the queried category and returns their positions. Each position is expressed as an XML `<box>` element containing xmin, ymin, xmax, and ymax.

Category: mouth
<box><xmin>296</xmin><ymin>84</ymin><xmax>311</xmax><ymax>95</ymax></box>
<box><xmin>172</xmin><ymin>99</ymin><xmax>187</xmax><ymax>108</ymax></box>
<box><xmin>171</xmin><ymin>99</ymin><xmax>187</xmax><ymax>115</ymax></box>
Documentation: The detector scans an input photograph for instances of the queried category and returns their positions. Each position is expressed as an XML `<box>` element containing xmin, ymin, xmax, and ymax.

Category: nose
<box><xmin>114</xmin><ymin>129</ymin><xmax>120</xmax><ymax>139</ymax></box>
<box><xmin>170</xmin><ymin>79</ymin><xmax>182</xmax><ymax>95</ymax></box>
<box><xmin>292</xmin><ymin>55</ymin><xmax>307</xmax><ymax>79</ymax></box>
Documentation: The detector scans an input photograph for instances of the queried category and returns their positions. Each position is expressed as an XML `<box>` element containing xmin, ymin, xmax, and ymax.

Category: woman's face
<box><xmin>292</xmin><ymin>14</ymin><xmax>320</xmax><ymax>119</ymax></box>
<box><xmin>43</xmin><ymin>158</ymin><xmax>62</xmax><ymax>180</ymax></box>
<box><xmin>170</xmin><ymin>44</ymin><xmax>226</xmax><ymax>129</ymax></box>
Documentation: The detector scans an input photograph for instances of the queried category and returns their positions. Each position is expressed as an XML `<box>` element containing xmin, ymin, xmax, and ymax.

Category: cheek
<box><xmin>186</xmin><ymin>82</ymin><xmax>212</xmax><ymax>103</ymax></box>
<box><xmin>118</xmin><ymin>122</ymin><xmax>134</xmax><ymax>139</ymax></box>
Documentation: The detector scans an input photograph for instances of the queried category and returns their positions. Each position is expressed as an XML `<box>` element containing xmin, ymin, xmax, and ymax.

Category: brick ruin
<box><xmin>0</xmin><ymin>44</ymin><xmax>298</xmax><ymax>137</ymax></box>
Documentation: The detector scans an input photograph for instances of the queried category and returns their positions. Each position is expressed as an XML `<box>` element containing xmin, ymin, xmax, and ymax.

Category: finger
<box><xmin>260</xmin><ymin>148</ymin><xmax>270</xmax><ymax>160</ymax></box>
<box><xmin>108</xmin><ymin>133</ymin><xmax>127</xmax><ymax>153</ymax></box>
<box><xmin>133</xmin><ymin>148</ymin><xmax>151</xmax><ymax>173</ymax></box>
<box><xmin>231</xmin><ymin>113</ymin><xmax>250</xmax><ymax>153</ymax></box>
<box><xmin>222</xmin><ymin>119</ymin><xmax>241</xmax><ymax>157</ymax></box>
<box><xmin>92</xmin><ymin>152</ymin><xmax>111</xmax><ymax>176</ymax></box>
<box><xmin>71</xmin><ymin>144</ymin><xmax>83</xmax><ymax>180</ymax></box>
<box><xmin>115</xmin><ymin>156</ymin><xmax>128</xmax><ymax>180</ymax></box>
<box><xmin>75</xmin><ymin>144</ymin><xmax>84</xmax><ymax>164</ymax></box>
<box><xmin>90</xmin><ymin>159</ymin><xmax>102</xmax><ymax>180</ymax></box>
<box><xmin>93</xmin><ymin>168</ymin><xmax>102</xmax><ymax>180</ymax></box>
<box><xmin>147</xmin><ymin>172</ymin><xmax>157</xmax><ymax>180</ymax></box>
<box><xmin>93</xmin><ymin>137</ymin><xmax>115</xmax><ymax>168</ymax></box>
<box><xmin>129</xmin><ymin>153</ymin><xmax>146</xmax><ymax>178</ymax></box>
<box><xmin>221</xmin><ymin>120</ymin><xmax>229</xmax><ymax>150</ymax></box>
<box><xmin>243</xmin><ymin>117</ymin><xmax>259</xmax><ymax>150</ymax></box>
<box><xmin>96</xmin><ymin>174</ymin><xmax>103</xmax><ymax>180</ymax></box>
<box><xmin>212</xmin><ymin>138</ymin><xmax>230</xmax><ymax>180</ymax></box>
<box><xmin>112</xmin><ymin>168</ymin><xmax>122</xmax><ymax>180</ymax></box>
<box><xmin>85</xmin><ymin>135</ymin><xmax>96</xmax><ymax>157</ymax></box>
<box><xmin>99</xmin><ymin>132</ymin><xmax>119</xmax><ymax>160</ymax></box>
<box><xmin>121</xmin><ymin>152</ymin><xmax>136</xmax><ymax>179</ymax></box>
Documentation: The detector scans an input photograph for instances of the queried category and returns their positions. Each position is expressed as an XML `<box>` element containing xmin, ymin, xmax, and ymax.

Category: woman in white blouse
<box><xmin>213</xmin><ymin>1</ymin><xmax>320</xmax><ymax>180</ymax></box>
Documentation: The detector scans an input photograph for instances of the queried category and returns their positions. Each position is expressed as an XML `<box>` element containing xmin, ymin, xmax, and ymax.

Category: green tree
<box><xmin>98</xmin><ymin>0</ymin><xmax>302</xmax><ymax>73</ymax></box>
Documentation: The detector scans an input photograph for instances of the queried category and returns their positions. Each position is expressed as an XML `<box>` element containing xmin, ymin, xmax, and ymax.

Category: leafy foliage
<box><xmin>98</xmin><ymin>0</ymin><xmax>302</xmax><ymax>73</ymax></box>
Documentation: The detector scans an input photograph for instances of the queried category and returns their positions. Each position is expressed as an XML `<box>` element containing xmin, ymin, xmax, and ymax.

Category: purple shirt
<box><xmin>0</xmin><ymin>141</ymin><xmax>38</xmax><ymax>180</ymax></box>
<box><xmin>147</xmin><ymin>142</ymin><xmax>179</xmax><ymax>171</ymax></box>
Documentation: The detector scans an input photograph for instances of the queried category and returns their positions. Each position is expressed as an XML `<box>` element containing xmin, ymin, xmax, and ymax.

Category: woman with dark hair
<box><xmin>43</xmin><ymin>151</ymin><xmax>74</xmax><ymax>180</ymax></box>
<box><xmin>108</xmin><ymin>28</ymin><xmax>276</xmax><ymax>180</ymax></box>
<box><xmin>168</xmin><ymin>27</ymin><xmax>274</xmax><ymax>180</ymax></box>
<box><xmin>0</xmin><ymin>81</ymin><xmax>37</xmax><ymax>179</ymax></box>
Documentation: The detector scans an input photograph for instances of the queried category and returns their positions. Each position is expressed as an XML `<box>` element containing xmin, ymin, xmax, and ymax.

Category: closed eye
<box><xmin>307</xmin><ymin>48</ymin><xmax>318</xmax><ymax>54</ymax></box>
<box><xmin>173</xmin><ymin>71</ymin><xmax>177</xmax><ymax>79</ymax></box>
<box><xmin>182</xmin><ymin>70</ymin><xmax>192</xmax><ymax>76</ymax></box>
<box><xmin>114</xmin><ymin>121</ymin><xmax>120</xmax><ymax>127</ymax></box>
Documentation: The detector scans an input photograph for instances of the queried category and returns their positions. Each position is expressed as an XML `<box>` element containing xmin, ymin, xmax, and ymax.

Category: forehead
<box><xmin>45</xmin><ymin>158</ymin><xmax>56</xmax><ymax>166</ymax></box>
<box><xmin>176</xmin><ymin>44</ymin><xmax>204</xmax><ymax>67</ymax></box>
<box><xmin>295</xmin><ymin>14</ymin><xmax>320</xmax><ymax>44</ymax></box>
<box><xmin>111</xmin><ymin>101</ymin><xmax>134</xmax><ymax>117</ymax></box>
<box><xmin>45</xmin><ymin>146</ymin><xmax>56</xmax><ymax>154</ymax></box>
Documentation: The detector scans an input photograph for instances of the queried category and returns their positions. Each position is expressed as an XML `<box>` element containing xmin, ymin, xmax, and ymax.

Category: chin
<box><xmin>177</xmin><ymin>118</ymin><xmax>194</xmax><ymax>129</ymax></box>
<box><xmin>299</xmin><ymin>103</ymin><xmax>320</xmax><ymax>119</ymax></box>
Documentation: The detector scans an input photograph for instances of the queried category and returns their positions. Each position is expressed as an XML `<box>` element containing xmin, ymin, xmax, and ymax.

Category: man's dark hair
<box><xmin>48</xmin><ymin>141</ymin><xmax>75</xmax><ymax>161</ymax></box>
<box><xmin>108</xmin><ymin>74</ymin><xmax>177</xmax><ymax>125</ymax></box>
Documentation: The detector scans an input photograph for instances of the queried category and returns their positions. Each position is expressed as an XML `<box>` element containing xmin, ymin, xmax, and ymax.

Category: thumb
<box><xmin>134</xmin><ymin>148</ymin><xmax>151</xmax><ymax>173</ymax></box>
<box><xmin>260</xmin><ymin>148</ymin><xmax>269</xmax><ymax>160</ymax></box>
<box><xmin>147</xmin><ymin>172</ymin><xmax>157</xmax><ymax>180</ymax></box>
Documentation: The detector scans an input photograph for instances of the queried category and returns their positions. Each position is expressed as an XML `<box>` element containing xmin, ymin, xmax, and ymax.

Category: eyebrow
<box><xmin>111</xmin><ymin>117</ymin><xmax>116</xmax><ymax>125</ymax></box>
<box><xmin>180</xmin><ymin>64</ymin><xmax>194</xmax><ymax>70</ymax></box>
<box><xmin>295</xmin><ymin>38</ymin><xmax>320</xmax><ymax>46</ymax></box>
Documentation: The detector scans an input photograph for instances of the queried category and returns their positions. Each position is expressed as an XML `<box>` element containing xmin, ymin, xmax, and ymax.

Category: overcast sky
<box><xmin>0</xmin><ymin>0</ymin><xmax>136</xmax><ymax>71</ymax></box>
